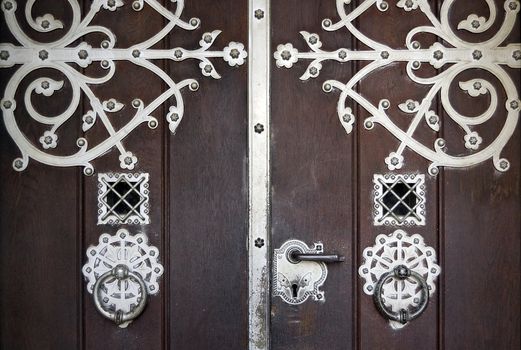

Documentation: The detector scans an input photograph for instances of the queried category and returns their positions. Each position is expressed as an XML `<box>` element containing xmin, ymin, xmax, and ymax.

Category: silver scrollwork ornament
<box><xmin>275</xmin><ymin>0</ymin><xmax>521</xmax><ymax>175</ymax></box>
<box><xmin>0</xmin><ymin>0</ymin><xmax>247</xmax><ymax>175</ymax></box>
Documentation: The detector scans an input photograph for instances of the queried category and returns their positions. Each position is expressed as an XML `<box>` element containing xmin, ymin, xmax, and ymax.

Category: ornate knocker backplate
<box><xmin>82</xmin><ymin>229</ymin><xmax>164</xmax><ymax>327</ymax></box>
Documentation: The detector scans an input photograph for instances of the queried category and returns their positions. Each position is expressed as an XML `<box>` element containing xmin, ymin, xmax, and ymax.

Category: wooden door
<box><xmin>1</xmin><ymin>1</ymin><xmax>520</xmax><ymax>350</ymax></box>
<box><xmin>270</xmin><ymin>0</ymin><xmax>520</xmax><ymax>350</ymax></box>
<box><xmin>0</xmin><ymin>0</ymin><xmax>248</xmax><ymax>349</ymax></box>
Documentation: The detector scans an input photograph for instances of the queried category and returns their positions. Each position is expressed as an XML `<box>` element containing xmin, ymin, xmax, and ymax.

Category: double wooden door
<box><xmin>0</xmin><ymin>1</ymin><xmax>519</xmax><ymax>349</ymax></box>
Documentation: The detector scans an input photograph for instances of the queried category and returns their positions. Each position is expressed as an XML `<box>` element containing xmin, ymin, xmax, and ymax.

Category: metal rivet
<box><xmin>190</xmin><ymin>18</ymin><xmax>199</xmax><ymax>26</ymax></box>
<box><xmin>3</xmin><ymin>100</ymin><xmax>12</xmax><ymax>109</ymax></box>
<box><xmin>412</xmin><ymin>61</ymin><xmax>420</xmax><ymax>68</ymax></box>
<box><xmin>309</xmin><ymin>36</ymin><xmax>318</xmax><ymax>45</ymax></box>
<box><xmin>509</xmin><ymin>2</ymin><xmax>518</xmax><ymax>10</ymax></box>
<box><xmin>323</xmin><ymin>19</ymin><xmax>332</xmax><ymax>27</ymax></box>
<box><xmin>471</xmin><ymin>20</ymin><xmax>480</xmax><ymax>29</ymax></box>
<box><xmin>132</xmin><ymin>99</ymin><xmax>141</xmax><ymax>108</ymax></box>
<box><xmin>510</xmin><ymin>100</ymin><xmax>519</xmax><ymax>109</ymax></box>
<box><xmin>39</xmin><ymin>50</ymin><xmax>49</xmax><ymax>60</ymax></box>
<box><xmin>107</xmin><ymin>101</ymin><xmax>115</xmax><ymax>110</ymax></box>
<box><xmin>41</xmin><ymin>81</ymin><xmax>50</xmax><ymax>89</ymax></box>
<box><xmin>174</xmin><ymin>49</ymin><xmax>183</xmax><ymax>58</ymax></box>
<box><xmin>342</xmin><ymin>114</ymin><xmax>351</xmax><ymax>123</ymax></box>
<box><xmin>281</xmin><ymin>50</ymin><xmax>291</xmax><ymax>61</ymax></box>
<box><xmin>132</xmin><ymin>49</ymin><xmax>141</xmax><ymax>58</ymax></box>
<box><xmin>254</xmin><ymin>123</ymin><xmax>264</xmax><ymax>134</ymax></box>
<box><xmin>309</xmin><ymin>67</ymin><xmax>318</xmax><ymax>75</ymax></box>
<box><xmin>338</xmin><ymin>50</ymin><xmax>347</xmax><ymax>59</ymax></box>
<box><xmin>437</xmin><ymin>139</ymin><xmax>445</xmax><ymax>147</ymax></box>
<box><xmin>254</xmin><ymin>238</ymin><xmax>265</xmax><ymax>248</ymax></box>
<box><xmin>204</xmin><ymin>65</ymin><xmax>212</xmax><ymax>73</ymax></box>
<box><xmin>203</xmin><ymin>34</ymin><xmax>212</xmax><ymax>43</ymax></box>
<box><xmin>230</xmin><ymin>49</ymin><xmax>240</xmax><ymax>59</ymax></box>
<box><xmin>500</xmin><ymin>160</ymin><xmax>509</xmax><ymax>169</ymax></box>
<box><xmin>41</xmin><ymin>20</ymin><xmax>50</xmax><ymax>29</ymax></box>
<box><xmin>433</xmin><ymin>50</ymin><xmax>443</xmax><ymax>60</ymax></box>
<box><xmin>412</xmin><ymin>41</ymin><xmax>420</xmax><ymax>49</ymax></box>
<box><xmin>513</xmin><ymin>50</ymin><xmax>521</xmax><ymax>61</ymax></box>
<box><xmin>78</xmin><ymin>50</ymin><xmax>88</xmax><ymax>60</ymax></box>
<box><xmin>4</xmin><ymin>2</ymin><xmax>13</xmax><ymax>10</ymax></box>
<box><xmin>190</xmin><ymin>82</ymin><xmax>199</xmax><ymax>90</ymax></box>
<box><xmin>101</xmin><ymin>41</ymin><xmax>110</xmax><ymax>49</ymax></box>
<box><xmin>473</xmin><ymin>81</ymin><xmax>482</xmax><ymax>90</ymax></box>
<box><xmin>0</xmin><ymin>50</ymin><xmax>9</xmax><ymax>60</ymax></box>
<box><xmin>254</xmin><ymin>9</ymin><xmax>264</xmax><ymax>19</ymax></box>
<box><xmin>380</xmin><ymin>51</ymin><xmax>389</xmax><ymax>59</ymax></box>
<box><xmin>472</xmin><ymin>50</ymin><xmax>483</xmax><ymax>60</ymax></box>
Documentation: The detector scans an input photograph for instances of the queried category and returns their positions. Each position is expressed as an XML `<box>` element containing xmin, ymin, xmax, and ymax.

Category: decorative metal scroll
<box><xmin>0</xmin><ymin>0</ymin><xmax>247</xmax><ymax>175</ymax></box>
<box><xmin>274</xmin><ymin>0</ymin><xmax>521</xmax><ymax>175</ymax></box>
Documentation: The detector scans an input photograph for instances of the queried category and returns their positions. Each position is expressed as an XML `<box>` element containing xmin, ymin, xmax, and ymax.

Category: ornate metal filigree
<box><xmin>373</xmin><ymin>173</ymin><xmax>426</xmax><ymax>226</ymax></box>
<box><xmin>274</xmin><ymin>0</ymin><xmax>520</xmax><ymax>175</ymax></box>
<box><xmin>97</xmin><ymin>172</ymin><xmax>150</xmax><ymax>225</ymax></box>
<box><xmin>0</xmin><ymin>0</ymin><xmax>246</xmax><ymax>175</ymax></box>
<box><xmin>358</xmin><ymin>229</ymin><xmax>440</xmax><ymax>328</ymax></box>
<box><xmin>82</xmin><ymin>228</ymin><xmax>164</xmax><ymax>327</ymax></box>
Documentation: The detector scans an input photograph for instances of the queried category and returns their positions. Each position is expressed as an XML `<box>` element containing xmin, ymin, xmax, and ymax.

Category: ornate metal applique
<box><xmin>273</xmin><ymin>240</ymin><xmax>328</xmax><ymax>305</ymax></box>
<box><xmin>97</xmin><ymin>173</ymin><xmax>150</xmax><ymax>225</ymax></box>
<box><xmin>358</xmin><ymin>229</ymin><xmax>440</xmax><ymax>328</ymax></box>
<box><xmin>82</xmin><ymin>228</ymin><xmax>163</xmax><ymax>327</ymax></box>
<box><xmin>373</xmin><ymin>173</ymin><xmax>426</xmax><ymax>226</ymax></box>
<box><xmin>0</xmin><ymin>0</ymin><xmax>247</xmax><ymax>175</ymax></box>
<box><xmin>274</xmin><ymin>0</ymin><xmax>520</xmax><ymax>175</ymax></box>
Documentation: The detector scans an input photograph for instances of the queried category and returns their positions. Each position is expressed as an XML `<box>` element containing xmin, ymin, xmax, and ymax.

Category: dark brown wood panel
<box><xmin>81</xmin><ymin>1</ymin><xmax>167</xmax><ymax>349</ymax></box>
<box><xmin>442</xmin><ymin>2</ymin><xmax>521</xmax><ymax>349</ymax></box>
<box><xmin>271</xmin><ymin>1</ymin><xmax>355</xmax><ymax>349</ymax></box>
<box><xmin>167</xmin><ymin>1</ymin><xmax>249</xmax><ymax>349</ymax></box>
<box><xmin>356</xmin><ymin>2</ymin><xmax>441</xmax><ymax>349</ymax></box>
<box><xmin>0</xmin><ymin>1</ymin><xmax>81</xmax><ymax>349</ymax></box>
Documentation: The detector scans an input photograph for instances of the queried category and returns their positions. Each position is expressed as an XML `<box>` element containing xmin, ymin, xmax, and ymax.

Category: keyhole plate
<box><xmin>273</xmin><ymin>240</ymin><xmax>328</xmax><ymax>305</ymax></box>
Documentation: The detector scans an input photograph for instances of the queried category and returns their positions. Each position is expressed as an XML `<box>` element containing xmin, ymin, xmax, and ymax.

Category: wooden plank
<box><xmin>167</xmin><ymin>0</ymin><xmax>249</xmax><ymax>349</ymax></box>
<box><xmin>442</xmin><ymin>2</ymin><xmax>521</xmax><ymax>348</ymax></box>
<box><xmin>81</xmin><ymin>1</ymin><xmax>166</xmax><ymax>348</ymax></box>
<box><xmin>0</xmin><ymin>1</ymin><xmax>81</xmax><ymax>348</ymax></box>
<box><xmin>270</xmin><ymin>1</ymin><xmax>354</xmax><ymax>349</ymax></box>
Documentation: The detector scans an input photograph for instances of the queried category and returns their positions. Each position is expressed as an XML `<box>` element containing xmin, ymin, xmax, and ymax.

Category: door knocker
<box><xmin>82</xmin><ymin>229</ymin><xmax>164</xmax><ymax>328</ymax></box>
<box><xmin>358</xmin><ymin>229</ymin><xmax>440</xmax><ymax>328</ymax></box>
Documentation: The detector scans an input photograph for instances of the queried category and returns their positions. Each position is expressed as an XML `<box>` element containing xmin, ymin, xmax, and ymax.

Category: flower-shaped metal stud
<box><xmin>254</xmin><ymin>238</ymin><xmax>265</xmax><ymax>248</ymax></box>
<box><xmin>464</xmin><ymin>131</ymin><xmax>482</xmax><ymax>150</ymax></box>
<box><xmin>119</xmin><ymin>152</ymin><xmax>138</xmax><ymax>170</ymax></box>
<box><xmin>39</xmin><ymin>131</ymin><xmax>58</xmax><ymax>149</ymax></box>
<box><xmin>223</xmin><ymin>42</ymin><xmax>248</xmax><ymax>66</ymax></box>
<box><xmin>274</xmin><ymin>43</ymin><xmax>299</xmax><ymax>68</ymax></box>
<box><xmin>385</xmin><ymin>152</ymin><xmax>404</xmax><ymax>170</ymax></box>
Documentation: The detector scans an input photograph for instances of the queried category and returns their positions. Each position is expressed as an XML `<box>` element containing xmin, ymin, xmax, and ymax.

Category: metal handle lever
<box><xmin>291</xmin><ymin>252</ymin><xmax>345</xmax><ymax>263</ymax></box>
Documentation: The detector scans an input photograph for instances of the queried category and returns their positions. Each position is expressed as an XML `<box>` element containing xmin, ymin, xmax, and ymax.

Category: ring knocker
<box><xmin>93</xmin><ymin>264</ymin><xmax>148</xmax><ymax>326</ymax></box>
<box><xmin>373</xmin><ymin>265</ymin><xmax>429</xmax><ymax>324</ymax></box>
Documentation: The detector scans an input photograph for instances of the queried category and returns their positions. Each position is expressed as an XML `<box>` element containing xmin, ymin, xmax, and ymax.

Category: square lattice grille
<box><xmin>373</xmin><ymin>174</ymin><xmax>426</xmax><ymax>226</ymax></box>
<box><xmin>97</xmin><ymin>173</ymin><xmax>150</xmax><ymax>225</ymax></box>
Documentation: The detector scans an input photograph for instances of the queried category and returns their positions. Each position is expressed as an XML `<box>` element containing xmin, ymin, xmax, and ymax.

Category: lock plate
<box><xmin>273</xmin><ymin>240</ymin><xmax>328</xmax><ymax>305</ymax></box>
